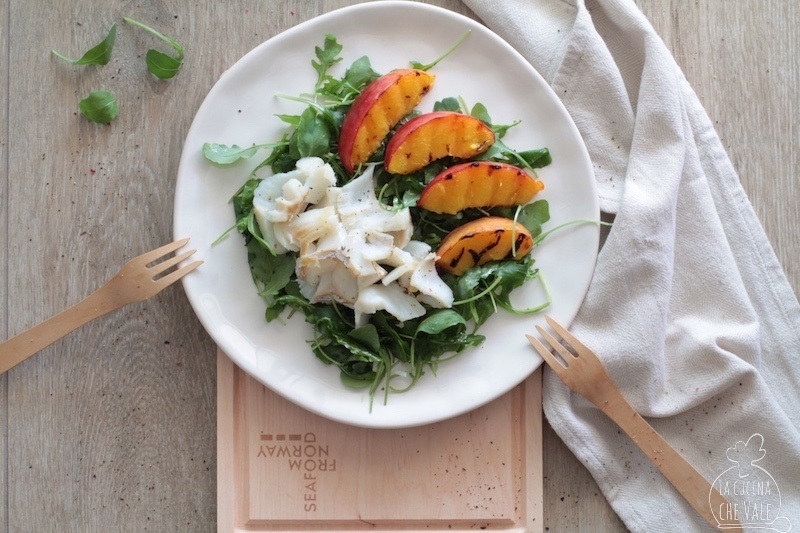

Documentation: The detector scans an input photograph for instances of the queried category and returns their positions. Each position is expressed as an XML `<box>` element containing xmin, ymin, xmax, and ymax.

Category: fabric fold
<box><xmin>462</xmin><ymin>0</ymin><xmax>800</xmax><ymax>531</ymax></box>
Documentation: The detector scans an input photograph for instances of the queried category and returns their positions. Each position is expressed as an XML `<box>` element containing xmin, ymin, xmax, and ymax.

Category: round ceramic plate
<box><xmin>174</xmin><ymin>1</ymin><xmax>598</xmax><ymax>428</ymax></box>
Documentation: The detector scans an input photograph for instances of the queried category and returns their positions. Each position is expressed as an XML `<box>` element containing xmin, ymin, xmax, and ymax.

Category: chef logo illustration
<box><xmin>711</xmin><ymin>433</ymin><xmax>791</xmax><ymax>531</ymax></box>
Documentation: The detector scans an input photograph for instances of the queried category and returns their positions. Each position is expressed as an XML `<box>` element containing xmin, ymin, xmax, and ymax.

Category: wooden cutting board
<box><xmin>217</xmin><ymin>349</ymin><xmax>543</xmax><ymax>532</ymax></box>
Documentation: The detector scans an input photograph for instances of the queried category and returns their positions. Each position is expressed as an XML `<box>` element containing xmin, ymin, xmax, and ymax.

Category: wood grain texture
<box><xmin>0</xmin><ymin>0</ymin><xmax>8</xmax><ymax>528</ymax></box>
<box><xmin>1</xmin><ymin>0</ymin><xmax>796</xmax><ymax>532</ymax></box>
<box><xmin>6</xmin><ymin>0</ymin><xmax>216</xmax><ymax>530</ymax></box>
<box><xmin>217</xmin><ymin>351</ymin><xmax>543</xmax><ymax>532</ymax></box>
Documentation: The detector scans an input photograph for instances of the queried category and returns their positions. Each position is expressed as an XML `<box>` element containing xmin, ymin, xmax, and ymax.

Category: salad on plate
<box><xmin>203</xmin><ymin>34</ymin><xmax>568</xmax><ymax>405</ymax></box>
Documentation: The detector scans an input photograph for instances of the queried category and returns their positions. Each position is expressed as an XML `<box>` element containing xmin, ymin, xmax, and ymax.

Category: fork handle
<box><xmin>596</xmin><ymin>386</ymin><xmax>736</xmax><ymax>530</ymax></box>
<box><xmin>0</xmin><ymin>286</ymin><xmax>125</xmax><ymax>374</ymax></box>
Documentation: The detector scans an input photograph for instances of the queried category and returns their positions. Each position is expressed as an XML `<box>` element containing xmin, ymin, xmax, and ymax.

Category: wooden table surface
<box><xmin>1</xmin><ymin>0</ymin><xmax>796</xmax><ymax>531</ymax></box>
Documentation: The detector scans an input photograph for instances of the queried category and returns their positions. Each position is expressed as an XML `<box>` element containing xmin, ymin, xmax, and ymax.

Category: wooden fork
<box><xmin>0</xmin><ymin>238</ymin><xmax>202</xmax><ymax>374</ymax></box>
<box><xmin>527</xmin><ymin>315</ymin><xmax>740</xmax><ymax>531</ymax></box>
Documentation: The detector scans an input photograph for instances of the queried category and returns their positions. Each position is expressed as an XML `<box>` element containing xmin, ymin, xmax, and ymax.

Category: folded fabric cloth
<box><xmin>462</xmin><ymin>0</ymin><xmax>800</xmax><ymax>530</ymax></box>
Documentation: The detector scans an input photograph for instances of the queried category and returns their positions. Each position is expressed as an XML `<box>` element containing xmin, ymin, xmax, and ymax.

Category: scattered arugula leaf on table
<box><xmin>79</xmin><ymin>90</ymin><xmax>119</xmax><ymax>124</ymax></box>
<box><xmin>124</xmin><ymin>17</ymin><xmax>184</xmax><ymax>79</ymax></box>
<box><xmin>52</xmin><ymin>23</ymin><xmax>117</xmax><ymax>66</ymax></box>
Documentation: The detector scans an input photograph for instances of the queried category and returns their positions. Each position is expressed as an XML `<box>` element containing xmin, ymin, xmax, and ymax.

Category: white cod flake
<box><xmin>311</xmin><ymin>261</ymin><xmax>360</xmax><ymax>305</ymax></box>
<box><xmin>337</xmin><ymin>166</ymin><xmax>413</xmax><ymax>248</ymax></box>
<box><xmin>254</xmin><ymin>161</ymin><xmax>455</xmax><ymax>324</ymax></box>
<box><xmin>252</xmin><ymin>157</ymin><xmax>336</xmax><ymax>253</ymax></box>
<box><xmin>355</xmin><ymin>283</ymin><xmax>426</xmax><ymax>323</ymax></box>
<box><xmin>381</xmin><ymin>247</ymin><xmax>416</xmax><ymax>286</ymax></box>
<box><xmin>410</xmin><ymin>252</ymin><xmax>455</xmax><ymax>308</ymax></box>
<box><xmin>296</xmin><ymin>157</ymin><xmax>336</xmax><ymax>204</ymax></box>
<box><xmin>274</xmin><ymin>204</ymin><xmax>338</xmax><ymax>255</ymax></box>
<box><xmin>384</xmin><ymin>240</ymin><xmax>432</xmax><ymax>289</ymax></box>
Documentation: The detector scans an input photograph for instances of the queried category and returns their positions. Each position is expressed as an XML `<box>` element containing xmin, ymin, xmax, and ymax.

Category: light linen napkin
<box><xmin>461</xmin><ymin>0</ymin><xmax>800</xmax><ymax>531</ymax></box>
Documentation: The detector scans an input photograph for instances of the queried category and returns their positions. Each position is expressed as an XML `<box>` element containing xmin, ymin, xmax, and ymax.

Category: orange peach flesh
<box><xmin>338</xmin><ymin>69</ymin><xmax>435</xmax><ymax>173</ymax></box>
<box><xmin>435</xmin><ymin>216</ymin><xmax>534</xmax><ymax>275</ymax></box>
<box><xmin>418</xmin><ymin>161</ymin><xmax>544</xmax><ymax>214</ymax></box>
<box><xmin>384</xmin><ymin>112</ymin><xmax>495</xmax><ymax>175</ymax></box>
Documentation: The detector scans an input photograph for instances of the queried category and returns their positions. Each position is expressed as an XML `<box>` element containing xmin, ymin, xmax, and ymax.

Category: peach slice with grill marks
<box><xmin>384</xmin><ymin>112</ymin><xmax>495</xmax><ymax>175</ymax></box>
<box><xmin>338</xmin><ymin>69</ymin><xmax>435</xmax><ymax>174</ymax></box>
<box><xmin>418</xmin><ymin>161</ymin><xmax>544</xmax><ymax>214</ymax></box>
<box><xmin>435</xmin><ymin>216</ymin><xmax>534</xmax><ymax>276</ymax></box>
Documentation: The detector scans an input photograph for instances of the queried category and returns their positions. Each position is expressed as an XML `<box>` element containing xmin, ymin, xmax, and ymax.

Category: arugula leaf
<box><xmin>276</xmin><ymin>114</ymin><xmax>301</xmax><ymax>126</ymax></box>
<box><xmin>124</xmin><ymin>17</ymin><xmax>184</xmax><ymax>79</ymax></box>
<box><xmin>145</xmin><ymin>49</ymin><xmax>182</xmax><ymax>79</ymax></box>
<box><xmin>410</xmin><ymin>308</ymin><xmax>484</xmax><ymax>383</ymax></box>
<box><xmin>340</xmin><ymin>371</ymin><xmax>375</xmax><ymax>389</ymax></box>
<box><xmin>52</xmin><ymin>23</ymin><xmax>117</xmax><ymax>66</ymax></box>
<box><xmin>231</xmin><ymin>178</ymin><xmax>260</xmax><ymax>220</ymax></box>
<box><xmin>79</xmin><ymin>90</ymin><xmax>119</xmax><ymax>123</ymax></box>
<box><xmin>469</xmin><ymin>102</ymin><xmax>492</xmax><ymax>126</ymax></box>
<box><xmin>349</xmin><ymin>324</ymin><xmax>381</xmax><ymax>352</ymax></box>
<box><xmin>410</xmin><ymin>30</ymin><xmax>471</xmax><ymax>71</ymax></box>
<box><xmin>312</xmin><ymin>34</ymin><xmax>343</xmax><ymax>91</ymax></box>
<box><xmin>453</xmin><ymin>100</ymin><xmax>553</xmax><ymax>165</ymax></box>
<box><xmin>492</xmin><ymin>121</ymin><xmax>521</xmax><ymax>139</ymax></box>
<box><xmin>313</xmin><ymin>314</ymin><xmax>381</xmax><ymax>364</ymax></box>
<box><xmin>265</xmin><ymin>281</ymin><xmax>310</xmax><ymax>321</ymax></box>
<box><xmin>308</xmin><ymin>54</ymin><xmax>380</xmax><ymax>110</ymax></box>
<box><xmin>517</xmin><ymin>148</ymin><xmax>552</xmax><ymax>168</ymax></box>
<box><xmin>453</xmin><ymin>256</ymin><xmax>544</xmax><ymax>326</ymax></box>
<box><xmin>415</xmin><ymin>309</ymin><xmax>466</xmax><ymax>336</ymax></box>
<box><xmin>477</xmin><ymin>139</ymin><xmax>551</xmax><ymax>171</ymax></box>
<box><xmin>203</xmin><ymin>142</ymin><xmax>288</xmax><ymax>165</ymax></box>
<box><xmin>434</xmin><ymin>97</ymin><xmax>461</xmax><ymax>112</ymax></box>
<box><xmin>341</xmin><ymin>56</ymin><xmax>379</xmax><ymax>93</ymax></box>
<box><xmin>515</xmin><ymin>199</ymin><xmax>550</xmax><ymax>238</ymax></box>
<box><xmin>245</xmin><ymin>238</ymin><xmax>295</xmax><ymax>298</ymax></box>
<box><xmin>245</xmin><ymin>212</ymin><xmax>276</xmax><ymax>255</ymax></box>
<box><xmin>232</xmin><ymin>172</ymin><xmax>301</xmax><ymax>312</ymax></box>
<box><xmin>491</xmin><ymin>259</ymin><xmax>542</xmax><ymax>308</ymax></box>
<box><xmin>375</xmin><ymin>166</ymin><xmax>427</xmax><ymax>209</ymax></box>
<box><xmin>290</xmin><ymin>107</ymin><xmax>332</xmax><ymax>159</ymax></box>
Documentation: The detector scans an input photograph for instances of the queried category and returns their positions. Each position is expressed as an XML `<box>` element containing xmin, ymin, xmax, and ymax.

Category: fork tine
<box><xmin>153</xmin><ymin>260</ymin><xmax>203</xmax><ymax>290</ymax></box>
<box><xmin>139</xmin><ymin>237</ymin><xmax>190</xmax><ymax>264</ymax></box>
<box><xmin>536</xmin><ymin>324</ymin><xmax>577</xmax><ymax>362</ymax></box>
<box><xmin>545</xmin><ymin>315</ymin><xmax>591</xmax><ymax>356</ymax></box>
<box><xmin>525</xmin><ymin>334</ymin><xmax>567</xmax><ymax>372</ymax></box>
<box><xmin>148</xmin><ymin>248</ymin><xmax>197</xmax><ymax>277</ymax></box>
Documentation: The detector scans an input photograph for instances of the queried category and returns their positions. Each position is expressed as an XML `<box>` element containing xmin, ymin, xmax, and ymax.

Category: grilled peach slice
<box><xmin>436</xmin><ymin>217</ymin><xmax>534</xmax><ymax>275</ymax></box>
<box><xmin>418</xmin><ymin>161</ymin><xmax>544</xmax><ymax>214</ymax></box>
<box><xmin>338</xmin><ymin>69</ymin><xmax>435</xmax><ymax>174</ymax></box>
<box><xmin>384</xmin><ymin>112</ymin><xmax>495</xmax><ymax>175</ymax></box>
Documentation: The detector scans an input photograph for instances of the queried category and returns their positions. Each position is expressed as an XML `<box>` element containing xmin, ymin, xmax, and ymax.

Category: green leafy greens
<box><xmin>203</xmin><ymin>142</ymin><xmax>289</xmax><ymax>165</ymax></box>
<box><xmin>205</xmin><ymin>35</ymin><xmax>556</xmax><ymax>403</ymax></box>
<box><xmin>52</xmin><ymin>18</ymin><xmax>186</xmax><ymax>125</ymax></box>
<box><xmin>52</xmin><ymin>23</ymin><xmax>117</xmax><ymax>66</ymax></box>
<box><xmin>124</xmin><ymin>17</ymin><xmax>184</xmax><ymax>79</ymax></box>
<box><xmin>79</xmin><ymin>90</ymin><xmax>119</xmax><ymax>124</ymax></box>
<box><xmin>410</xmin><ymin>30</ymin><xmax>471</xmax><ymax>71</ymax></box>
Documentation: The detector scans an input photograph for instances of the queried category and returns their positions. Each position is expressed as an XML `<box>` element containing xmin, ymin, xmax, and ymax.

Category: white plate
<box><xmin>174</xmin><ymin>1</ymin><xmax>598</xmax><ymax>428</ymax></box>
